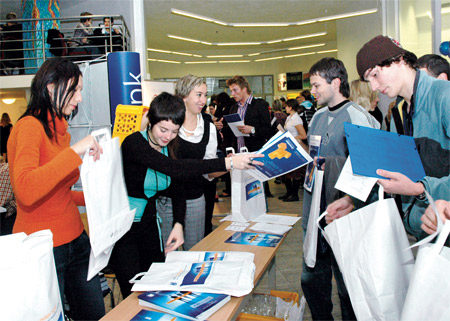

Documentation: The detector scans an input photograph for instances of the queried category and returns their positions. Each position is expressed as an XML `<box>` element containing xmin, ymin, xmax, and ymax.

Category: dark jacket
<box><xmin>229</xmin><ymin>98</ymin><xmax>272</xmax><ymax>152</ymax></box>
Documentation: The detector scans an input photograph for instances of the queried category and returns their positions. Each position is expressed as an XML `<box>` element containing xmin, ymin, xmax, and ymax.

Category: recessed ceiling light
<box><xmin>185</xmin><ymin>61</ymin><xmax>217</xmax><ymax>64</ymax></box>
<box><xmin>218</xmin><ymin>60</ymin><xmax>251</xmax><ymax>63</ymax></box>
<box><xmin>254</xmin><ymin>56</ymin><xmax>284</xmax><ymax>62</ymax></box>
<box><xmin>2</xmin><ymin>98</ymin><xmax>16</xmax><ymax>104</ymax></box>
<box><xmin>317</xmin><ymin>49</ymin><xmax>338</xmax><ymax>54</ymax></box>
<box><xmin>170</xmin><ymin>8</ymin><xmax>378</xmax><ymax>27</ymax></box>
<box><xmin>167</xmin><ymin>34</ymin><xmax>201</xmax><ymax>43</ymax></box>
<box><xmin>284</xmin><ymin>52</ymin><xmax>316</xmax><ymax>58</ymax></box>
<box><xmin>207</xmin><ymin>55</ymin><xmax>244</xmax><ymax>58</ymax></box>
<box><xmin>288</xmin><ymin>43</ymin><xmax>326</xmax><ymax>50</ymax></box>
<box><xmin>216</xmin><ymin>42</ymin><xmax>262</xmax><ymax>46</ymax></box>
<box><xmin>147</xmin><ymin>58</ymin><xmax>181</xmax><ymax>64</ymax></box>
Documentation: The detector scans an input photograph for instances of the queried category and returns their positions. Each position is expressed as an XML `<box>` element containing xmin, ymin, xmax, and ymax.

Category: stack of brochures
<box><xmin>131</xmin><ymin>309</ymin><xmax>190</xmax><ymax>321</ymax></box>
<box><xmin>225</xmin><ymin>232</ymin><xmax>283</xmax><ymax>247</ymax></box>
<box><xmin>131</xmin><ymin>251</ymin><xmax>255</xmax><ymax>297</ymax></box>
<box><xmin>137</xmin><ymin>291</ymin><xmax>230</xmax><ymax>321</ymax></box>
<box><xmin>250</xmin><ymin>214</ymin><xmax>301</xmax><ymax>235</ymax></box>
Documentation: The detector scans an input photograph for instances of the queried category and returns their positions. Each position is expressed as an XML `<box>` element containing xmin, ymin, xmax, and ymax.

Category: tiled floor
<box><xmin>104</xmin><ymin>179</ymin><xmax>342</xmax><ymax>320</ymax></box>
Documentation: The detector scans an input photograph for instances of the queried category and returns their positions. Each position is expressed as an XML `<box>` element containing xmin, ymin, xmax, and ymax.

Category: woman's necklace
<box><xmin>181</xmin><ymin>113</ymin><xmax>198</xmax><ymax>134</ymax></box>
<box><xmin>147</xmin><ymin>127</ymin><xmax>162</xmax><ymax>150</ymax></box>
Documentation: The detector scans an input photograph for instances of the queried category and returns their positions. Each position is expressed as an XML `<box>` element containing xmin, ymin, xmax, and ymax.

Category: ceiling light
<box><xmin>192</xmin><ymin>54</ymin><xmax>203</xmax><ymax>58</ymax></box>
<box><xmin>232</xmin><ymin>22</ymin><xmax>290</xmax><ymax>27</ymax></box>
<box><xmin>296</xmin><ymin>19</ymin><xmax>318</xmax><ymax>26</ymax></box>
<box><xmin>267</xmin><ymin>40</ymin><xmax>282</xmax><ymax>44</ymax></box>
<box><xmin>248</xmin><ymin>53</ymin><xmax>261</xmax><ymax>56</ymax></box>
<box><xmin>284</xmin><ymin>52</ymin><xmax>316</xmax><ymax>58</ymax></box>
<box><xmin>148</xmin><ymin>48</ymin><xmax>171</xmax><ymax>53</ymax></box>
<box><xmin>254</xmin><ymin>56</ymin><xmax>284</xmax><ymax>62</ymax></box>
<box><xmin>317</xmin><ymin>49</ymin><xmax>338</xmax><ymax>54</ymax></box>
<box><xmin>167</xmin><ymin>34</ymin><xmax>201</xmax><ymax>43</ymax></box>
<box><xmin>217</xmin><ymin>42</ymin><xmax>261</xmax><ymax>46</ymax></box>
<box><xmin>282</xmin><ymin>32</ymin><xmax>327</xmax><ymax>42</ymax></box>
<box><xmin>171</xmin><ymin>8</ymin><xmax>227</xmax><ymax>25</ymax></box>
<box><xmin>185</xmin><ymin>61</ymin><xmax>217</xmax><ymax>64</ymax></box>
<box><xmin>218</xmin><ymin>60</ymin><xmax>251</xmax><ymax>63</ymax></box>
<box><xmin>318</xmin><ymin>8</ymin><xmax>378</xmax><ymax>22</ymax></box>
<box><xmin>171</xmin><ymin>51</ymin><xmax>193</xmax><ymax>56</ymax></box>
<box><xmin>170</xmin><ymin>8</ymin><xmax>378</xmax><ymax>28</ymax></box>
<box><xmin>2</xmin><ymin>98</ymin><xmax>16</xmax><ymax>104</ymax></box>
<box><xmin>288</xmin><ymin>43</ymin><xmax>326</xmax><ymax>50</ymax></box>
<box><xmin>147</xmin><ymin>58</ymin><xmax>181</xmax><ymax>64</ymax></box>
<box><xmin>207</xmin><ymin>55</ymin><xmax>244</xmax><ymax>58</ymax></box>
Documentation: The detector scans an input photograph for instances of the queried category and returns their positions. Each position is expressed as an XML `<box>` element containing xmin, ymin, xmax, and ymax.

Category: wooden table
<box><xmin>101</xmin><ymin>214</ymin><xmax>298</xmax><ymax>321</ymax></box>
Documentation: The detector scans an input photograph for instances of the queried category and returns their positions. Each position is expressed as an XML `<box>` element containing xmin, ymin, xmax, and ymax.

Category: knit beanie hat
<box><xmin>356</xmin><ymin>35</ymin><xmax>407</xmax><ymax>79</ymax></box>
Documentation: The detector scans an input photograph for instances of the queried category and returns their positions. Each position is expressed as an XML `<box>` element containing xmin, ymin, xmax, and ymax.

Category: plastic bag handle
<box><xmin>316</xmin><ymin>211</ymin><xmax>327</xmax><ymax>232</ymax></box>
<box><xmin>129</xmin><ymin>272</ymin><xmax>146</xmax><ymax>284</ymax></box>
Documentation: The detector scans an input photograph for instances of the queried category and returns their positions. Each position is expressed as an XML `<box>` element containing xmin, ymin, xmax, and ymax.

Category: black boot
<box><xmin>278</xmin><ymin>178</ymin><xmax>292</xmax><ymax>199</ymax></box>
<box><xmin>284</xmin><ymin>179</ymin><xmax>300</xmax><ymax>202</ymax></box>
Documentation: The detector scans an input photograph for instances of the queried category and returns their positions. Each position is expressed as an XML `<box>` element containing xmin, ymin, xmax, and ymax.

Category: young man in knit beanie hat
<box><xmin>326</xmin><ymin>35</ymin><xmax>450</xmax><ymax>241</ymax></box>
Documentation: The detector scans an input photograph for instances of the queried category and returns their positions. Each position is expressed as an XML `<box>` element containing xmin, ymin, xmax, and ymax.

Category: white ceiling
<box><xmin>0</xmin><ymin>0</ymin><xmax>380</xmax><ymax>63</ymax></box>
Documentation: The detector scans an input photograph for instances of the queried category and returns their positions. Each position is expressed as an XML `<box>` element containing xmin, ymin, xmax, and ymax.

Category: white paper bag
<box><xmin>318</xmin><ymin>186</ymin><xmax>414</xmax><ymax>321</ymax></box>
<box><xmin>228</xmin><ymin>148</ymin><xmax>266</xmax><ymax>222</ymax></box>
<box><xmin>0</xmin><ymin>230</ymin><xmax>64</xmax><ymax>321</ymax></box>
<box><xmin>303</xmin><ymin>169</ymin><xmax>324</xmax><ymax>268</ymax></box>
<box><xmin>165</xmin><ymin>251</ymin><xmax>255</xmax><ymax>264</ymax></box>
<box><xmin>130</xmin><ymin>260</ymin><xmax>255</xmax><ymax>297</ymax></box>
<box><xmin>80</xmin><ymin>129</ymin><xmax>135</xmax><ymax>280</ymax></box>
<box><xmin>401</xmin><ymin>192</ymin><xmax>450</xmax><ymax>321</ymax></box>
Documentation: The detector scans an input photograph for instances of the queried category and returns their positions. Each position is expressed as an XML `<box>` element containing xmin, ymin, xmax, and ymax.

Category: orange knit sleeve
<box><xmin>71</xmin><ymin>190</ymin><xmax>85</xmax><ymax>206</ymax></box>
<box><xmin>9</xmin><ymin>118</ymin><xmax>83</xmax><ymax>207</ymax></box>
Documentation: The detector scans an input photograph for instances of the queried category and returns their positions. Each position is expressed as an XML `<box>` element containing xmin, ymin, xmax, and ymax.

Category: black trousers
<box><xmin>109</xmin><ymin>217</ymin><xmax>164</xmax><ymax>298</ymax></box>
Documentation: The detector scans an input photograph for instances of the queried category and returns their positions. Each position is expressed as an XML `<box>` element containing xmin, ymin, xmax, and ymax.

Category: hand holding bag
<box><xmin>303</xmin><ymin>169</ymin><xmax>324</xmax><ymax>268</ymax></box>
<box><xmin>0</xmin><ymin>230</ymin><xmax>63</xmax><ymax>321</ymax></box>
<box><xmin>317</xmin><ymin>186</ymin><xmax>414</xmax><ymax>321</ymax></box>
<box><xmin>229</xmin><ymin>147</ymin><xmax>266</xmax><ymax>222</ymax></box>
<box><xmin>401</xmin><ymin>191</ymin><xmax>450</xmax><ymax>320</ymax></box>
<box><xmin>80</xmin><ymin>128</ymin><xmax>135</xmax><ymax>280</ymax></box>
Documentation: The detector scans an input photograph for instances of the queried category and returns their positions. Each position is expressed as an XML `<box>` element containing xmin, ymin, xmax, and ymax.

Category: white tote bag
<box><xmin>0</xmin><ymin>230</ymin><xmax>64</xmax><ymax>321</ymax></box>
<box><xmin>130</xmin><ymin>260</ymin><xmax>256</xmax><ymax>297</ymax></box>
<box><xmin>317</xmin><ymin>186</ymin><xmax>414</xmax><ymax>321</ymax></box>
<box><xmin>80</xmin><ymin>128</ymin><xmax>135</xmax><ymax>280</ymax></box>
<box><xmin>401</xmin><ymin>192</ymin><xmax>450</xmax><ymax>321</ymax></box>
<box><xmin>303</xmin><ymin>169</ymin><xmax>324</xmax><ymax>268</ymax></box>
<box><xmin>229</xmin><ymin>148</ymin><xmax>266</xmax><ymax>222</ymax></box>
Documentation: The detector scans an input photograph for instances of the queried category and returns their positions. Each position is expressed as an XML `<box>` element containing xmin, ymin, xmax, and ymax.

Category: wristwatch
<box><xmin>250</xmin><ymin>127</ymin><xmax>255</xmax><ymax>135</ymax></box>
<box><xmin>415</xmin><ymin>182</ymin><xmax>426</xmax><ymax>202</ymax></box>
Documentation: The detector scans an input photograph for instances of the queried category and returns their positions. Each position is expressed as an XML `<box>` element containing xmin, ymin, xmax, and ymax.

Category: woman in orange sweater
<box><xmin>8</xmin><ymin>57</ymin><xmax>105</xmax><ymax>320</ymax></box>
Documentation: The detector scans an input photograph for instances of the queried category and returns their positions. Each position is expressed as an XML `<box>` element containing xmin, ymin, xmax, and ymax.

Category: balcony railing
<box><xmin>0</xmin><ymin>14</ymin><xmax>131</xmax><ymax>76</ymax></box>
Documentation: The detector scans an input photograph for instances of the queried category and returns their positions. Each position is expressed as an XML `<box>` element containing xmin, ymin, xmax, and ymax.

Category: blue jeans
<box><xmin>301</xmin><ymin>230</ymin><xmax>356</xmax><ymax>321</ymax></box>
<box><xmin>53</xmin><ymin>231</ymin><xmax>105</xmax><ymax>320</ymax></box>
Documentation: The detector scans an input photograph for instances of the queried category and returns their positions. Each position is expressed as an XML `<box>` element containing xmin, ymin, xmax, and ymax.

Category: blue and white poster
<box><xmin>225</xmin><ymin>232</ymin><xmax>282</xmax><ymax>247</ymax></box>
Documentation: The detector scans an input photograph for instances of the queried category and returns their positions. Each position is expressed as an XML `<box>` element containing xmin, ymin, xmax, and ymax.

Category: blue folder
<box><xmin>344</xmin><ymin>123</ymin><xmax>425</xmax><ymax>182</ymax></box>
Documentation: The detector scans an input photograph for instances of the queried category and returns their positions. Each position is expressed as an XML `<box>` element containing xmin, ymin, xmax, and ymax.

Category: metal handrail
<box><xmin>0</xmin><ymin>15</ymin><xmax>131</xmax><ymax>76</ymax></box>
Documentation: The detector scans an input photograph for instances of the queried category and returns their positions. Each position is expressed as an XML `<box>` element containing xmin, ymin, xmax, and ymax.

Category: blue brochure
<box><xmin>344</xmin><ymin>123</ymin><xmax>425</xmax><ymax>182</ymax></box>
<box><xmin>138</xmin><ymin>291</ymin><xmax>230</xmax><ymax>321</ymax></box>
<box><xmin>225</xmin><ymin>232</ymin><xmax>282</xmax><ymax>247</ymax></box>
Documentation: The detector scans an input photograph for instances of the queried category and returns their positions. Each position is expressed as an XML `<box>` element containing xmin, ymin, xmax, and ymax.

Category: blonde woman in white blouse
<box><xmin>278</xmin><ymin>99</ymin><xmax>307</xmax><ymax>202</ymax></box>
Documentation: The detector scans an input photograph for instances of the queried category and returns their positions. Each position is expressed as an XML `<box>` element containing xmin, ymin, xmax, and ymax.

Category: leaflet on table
<box><xmin>223</xmin><ymin>113</ymin><xmax>249</xmax><ymax>137</ymax></box>
<box><xmin>225</xmin><ymin>232</ymin><xmax>282</xmax><ymax>247</ymax></box>
<box><xmin>247</xmin><ymin>131</ymin><xmax>313</xmax><ymax>182</ymax></box>
<box><xmin>303</xmin><ymin>135</ymin><xmax>322</xmax><ymax>192</ymax></box>
<box><xmin>165</xmin><ymin>251</ymin><xmax>255</xmax><ymax>264</ymax></box>
<box><xmin>344</xmin><ymin>122</ymin><xmax>426</xmax><ymax>182</ymax></box>
<box><xmin>131</xmin><ymin>309</ymin><xmax>191</xmax><ymax>321</ymax></box>
<box><xmin>252</xmin><ymin>214</ymin><xmax>301</xmax><ymax>226</ymax></box>
<box><xmin>138</xmin><ymin>291</ymin><xmax>230</xmax><ymax>321</ymax></box>
<box><xmin>334</xmin><ymin>156</ymin><xmax>378</xmax><ymax>202</ymax></box>
<box><xmin>225</xmin><ymin>221</ymin><xmax>250</xmax><ymax>232</ymax></box>
<box><xmin>131</xmin><ymin>260</ymin><xmax>255</xmax><ymax>297</ymax></box>
<box><xmin>250</xmin><ymin>222</ymin><xmax>292</xmax><ymax>235</ymax></box>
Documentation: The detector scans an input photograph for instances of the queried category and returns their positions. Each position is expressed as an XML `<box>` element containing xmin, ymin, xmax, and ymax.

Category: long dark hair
<box><xmin>21</xmin><ymin>57</ymin><xmax>82</xmax><ymax>140</ymax></box>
